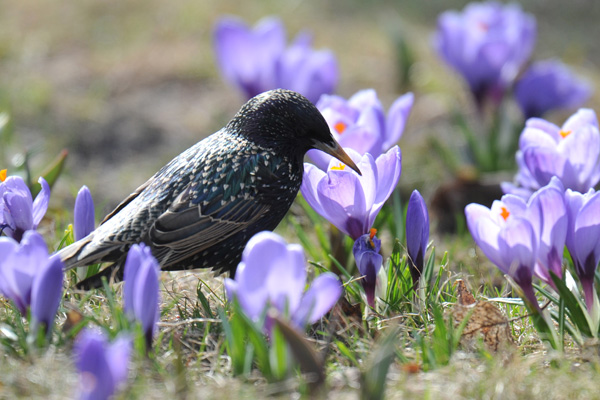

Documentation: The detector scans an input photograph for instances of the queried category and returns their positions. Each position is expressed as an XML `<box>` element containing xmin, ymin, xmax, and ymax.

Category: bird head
<box><xmin>229</xmin><ymin>89</ymin><xmax>361</xmax><ymax>175</ymax></box>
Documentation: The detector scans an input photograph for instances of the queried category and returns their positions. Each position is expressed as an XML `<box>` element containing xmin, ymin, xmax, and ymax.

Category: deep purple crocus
<box><xmin>213</xmin><ymin>16</ymin><xmax>338</xmax><ymax>103</ymax></box>
<box><xmin>307</xmin><ymin>90</ymin><xmax>413</xmax><ymax>169</ymax></box>
<box><xmin>515</xmin><ymin>59</ymin><xmax>592</xmax><ymax>119</ymax></box>
<box><xmin>123</xmin><ymin>244</ymin><xmax>160</xmax><ymax>348</ymax></box>
<box><xmin>75</xmin><ymin>329</ymin><xmax>131</xmax><ymax>400</ymax></box>
<box><xmin>465</xmin><ymin>195</ymin><xmax>540</xmax><ymax>310</ymax></box>
<box><xmin>74</xmin><ymin>185</ymin><xmax>95</xmax><ymax>241</ymax></box>
<box><xmin>353</xmin><ymin>230</ymin><xmax>382</xmax><ymax>308</ymax></box>
<box><xmin>434</xmin><ymin>1</ymin><xmax>536</xmax><ymax>107</ymax></box>
<box><xmin>301</xmin><ymin>146</ymin><xmax>402</xmax><ymax>240</ymax></box>
<box><xmin>0</xmin><ymin>231</ymin><xmax>64</xmax><ymax>326</ymax></box>
<box><xmin>0</xmin><ymin>175</ymin><xmax>50</xmax><ymax>242</ymax></box>
<box><xmin>405</xmin><ymin>190</ymin><xmax>429</xmax><ymax>286</ymax></box>
<box><xmin>224</xmin><ymin>231</ymin><xmax>342</xmax><ymax>333</ymax></box>
<box><xmin>565</xmin><ymin>188</ymin><xmax>600</xmax><ymax>311</ymax></box>
<box><xmin>502</xmin><ymin>109</ymin><xmax>600</xmax><ymax>198</ymax></box>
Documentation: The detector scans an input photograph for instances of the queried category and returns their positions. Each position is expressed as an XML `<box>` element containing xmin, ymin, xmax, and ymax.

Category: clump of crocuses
<box><xmin>502</xmin><ymin>109</ymin><xmax>600</xmax><ymax>198</ymax></box>
<box><xmin>74</xmin><ymin>329</ymin><xmax>131</xmax><ymax>400</ymax></box>
<box><xmin>213</xmin><ymin>16</ymin><xmax>338</xmax><ymax>103</ymax></box>
<box><xmin>123</xmin><ymin>243</ymin><xmax>161</xmax><ymax>348</ymax></box>
<box><xmin>465</xmin><ymin>178</ymin><xmax>567</xmax><ymax>312</ymax></box>
<box><xmin>308</xmin><ymin>90</ymin><xmax>413</xmax><ymax>169</ymax></box>
<box><xmin>0</xmin><ymin>172</ymin><xmax>50</xmax><ymax>242</ymax></box>
<box><xmin>405</xmin><ymin>190</ymin><xmax>430</xmax><ymax>286</ymax></box>
<box><xmin>515</xmin><ymin>59</ymin><xmax>591</xmax><ymax>119</ymax></box>
<box><xmin>301</xmin><ymin>146</ymin><xmax>402</xmax><ymax>240</ymax></box>
<box><xmin>0</xmin><ymin>231</ymin><xmax>64</xmax><ymax>333</ymax></box>
<box><xmin>434</xmin><ymin>1</ymin><xmax>536</xmax><ymax>107</ymax></box>
<box><xmin>225</xmin><ymin>231</ymin><xmax>342</xmax><ymax>334</ymax></box>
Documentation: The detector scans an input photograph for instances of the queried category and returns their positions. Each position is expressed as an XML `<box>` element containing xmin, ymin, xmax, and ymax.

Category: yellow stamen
<box><xmin>500</xmin><ymin>206</ymin><xmax>510</xmax><ymax>221</ymax></box>
<box><xmin>331</xmin><ymin>163</ymin><xmax>346</xmax><ymax>171</ymax></box>
<box><xmin>0</xmin><ymin>169</ymin><xmax>5</xmax><ymax>182</ymax></box>
<box><xmin>334</xmin><ymin>121</ymin><xmax>347</xmax><ymax>134</ymax></box>
<box><xmin>559</xmin><ymin>130</ymin><xmax>572</xmax><ymax>139</ymax></box>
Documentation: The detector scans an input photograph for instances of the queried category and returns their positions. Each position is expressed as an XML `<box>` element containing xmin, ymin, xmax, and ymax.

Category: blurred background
<box><xmin>1</xmin><ymin>0</ymin><xmax>599</xmax><ymax>217</ymax></box>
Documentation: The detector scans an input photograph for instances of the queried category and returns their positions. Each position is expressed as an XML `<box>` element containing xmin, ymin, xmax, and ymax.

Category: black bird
<box><xmin>59</xmin><ymin>89</ymin><xmax>361</xmax><ymax>287</ymax></box>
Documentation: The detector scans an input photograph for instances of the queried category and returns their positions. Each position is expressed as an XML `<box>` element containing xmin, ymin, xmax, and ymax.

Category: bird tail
<box><xmin>57</xmin><ymin>238</ymin><xmax>94</xmax><ymax>270</ymax></box>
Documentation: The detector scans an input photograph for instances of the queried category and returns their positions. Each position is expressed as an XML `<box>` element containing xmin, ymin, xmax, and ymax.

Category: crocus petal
<box><xmin>293</xmin><ymin>273</ymin><xmax>342</xmax><ymax>327</ymax></box>
<box><xmin>31</xmin><ymin>177</ymin><xmax>50</xmax><ymax>228</ymax></box>
<box><xmin>106</xmin><ymin>335</ymin><xmax>132</xmax><ymax>387</ymax></box>
<box><xmin>465</xmin><ymin>203</ymin><xmax>503</xmax><ymax>269</ymax></box>
<box><xmin>133</xmin><ymin>258</ymin><xmax>160</xmax><ymax>343</ymax></box>
<box><xmin>74</xmin><ymin>185</ymin><xmax>95</xmax><ymax>240</ymax></box>
<box><xmin>4</xmin><ymin>192</ymin><xmax>34</xmax><ymax>233</ymax></box>
<box><xmin>75</xmin><ymin>330</ymin><xmax>116</xmax><ymax>400</ymax></box>
<box><xmin>300</xmin><ymin>164</ymin><xmax>328</xmax><ymax>216</ymax></box>
<box><xmin>31</xmin><ymin>255</ymin><xmax>63</xmax><ymax>329</ymax></box>
<box><xmin>406</xmin><ymin>190</ymin><xmax>429</xmax><ymax>282</ymax></box>
<box><xmin>385</xmin><ymin>92</ymin><xmax>414</xmax><ymax>148</ymax></box>
<box><xmin>123</xmin><ymin>245</ymin><xmax>145</xmax><ymax>314</ymax></box>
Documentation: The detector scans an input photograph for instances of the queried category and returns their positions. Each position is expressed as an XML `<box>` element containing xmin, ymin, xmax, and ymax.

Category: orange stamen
<box><xmin>0</xmin><ymin>169</ymin><xmax>5</xmax><ymax>182</ymax></box>
<box><xmin>559</xmin><ymin>130</ymin><xmax>572</xmax><ymax>139</ymax></box>
<box><xmin>369</xmin><ymin>228</ymin><xmax>377</xmax><ymax>240</ymax></box>
<box><xmin>500</xmin><ymin>206</ymin><xmax>510</xmax><ymax>221</ymax></box>
<box><xmin>334</xmin><ymin>121</ymin><xmax>347</xmax><ymax>134</ymax></box>
<box><xmin>369</xmin><ymin>228</ymin><xmax>377</xmax><ymax>248</ymax></box>
<box><xmin>331</xmin><ymin>163</ymin><xmax>346</xmax><ymax>171</ymax></box>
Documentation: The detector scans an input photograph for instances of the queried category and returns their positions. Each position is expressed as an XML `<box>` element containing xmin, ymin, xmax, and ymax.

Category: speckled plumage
<box><xmin>59</xmin><ymin>89</ymin><xmax>359</xmax><ymax>287</ymax></box>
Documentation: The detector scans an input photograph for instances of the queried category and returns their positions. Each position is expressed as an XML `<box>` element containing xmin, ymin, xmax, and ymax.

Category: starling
<box><xmin>59</xmin><ymin>89</ymin><xmax>360</xmax><ymax>287</ymax></box>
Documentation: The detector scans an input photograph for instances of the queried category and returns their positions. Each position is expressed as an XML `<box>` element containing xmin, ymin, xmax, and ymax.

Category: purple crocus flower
<box><xmin>307</xmin><ymin>90</ymin><xmax>413</xmax><ymax>169</ymax></box>
<box><xmin>74</xmin><ymin>185</ymin><xmax>95</xmax><ymax>241</ymax></box>
<box><xmin>0</xmin><ymin>231</ymin><xmax>64</xmax><ymax>324</ymax></box>
<box><xmin>301</xmin><ymin>146</ymin><xmax>402</xmax><ymax>240</ymax></box>
<box><xmin>75</xmin><ymin>329</ymin><xmax>131</xmax><ymax>400</ymax></box>
<box><xmin>434</xmin><ymin>1</ymin><xmax>536</xmax><ymax>107</ymax></box>
<box><xmin>0</xmin><ymin>175</ymin><xmax>50</xmax><ymax>242</ymax></box>
<box><xmin>213</xmin><ymin>16</ymin><xmax>338</xmax><ymax>103</ymax></box>
<box><xmin>515</xmin><ymin>59</ymin><xmax>592</xmax><ymax>119</ymax></box>
<box><xmin>353</xmin><ymin>230</ymin><xmax>382</xmax><ymax>308</ymax></box>
<box><xmin>565</xmin><ymin>188</ymin><xmax>600</xmax><ymax>311</ymax></box>
<box><xmin>123</xmin><ymin>244</ymin><xmax>160</xmax><ymax>348</ymax></box>
<box><xmin>465</xmin><ymin>194</ymin><xmax>540</xmax><ymax>310</ymax></box>
<box><xmin>405</xmin><ymin>190</ymin><xmax>429</xmax><ymax>286</ymax></box>
<box><xmin>224</xmin><ymin>231</ymin><xmax>342</xmax><ymax>333</ymax></box>
<box><xmin>502</xmin><ymin>109</ymin><xmax>600</xmax><ymax>198</ymax></box>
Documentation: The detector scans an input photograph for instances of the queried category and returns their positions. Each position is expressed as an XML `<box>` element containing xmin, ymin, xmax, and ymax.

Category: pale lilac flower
<box><xmin>565</xmin><ymin>188</ymin><xmax>600</xmax><ymax>311</ymax></box>
<box><xmin>74</xmin><ymin>185</ymin><xmax>95</xmax><ymax>241</ymax></box>
<box><xmin>465</xmin><ymin>194</ymin><xmax>539</xmax><ymax>310</ymax></box>
<box><xmin>213</xmin><ymin>16</ymin><xmax>338</xmax><ymax>103</ymax></box>
<box><xmin>307</xmin><ymin>90</ymin><xmax>413</xmax><ymax>169</ymax></box>
<box><xmin>123</xmin><ymin>244</ymin><xmax>160</xmax><ymax>348</ymax></box>
<box><xmin>353</xmin><ymin>230</ymin><xmax>382</xmax><ymax>308</ymax></box>
<box><xmin>406</xmin><ymin>190</ymin><xmax>429</xmax><ymax>285</ymax></box>
<box><xmin>0</xmin><ymin>231</ymin><xmax>64</xmax><ymax>324</ymax></box>
<box><xmin>434</xmin><ymin>1</ymin><xmax>536</xmax><ymax>106</ymax></box>
<box><xmin>224</xmin><ymin>231</ymin><xmax>342</xmax><ymax>333</ymax></box>
<box><xmin>515</xmin><ymin>59</ymin><xmax>592</xmax><ymax>119</ymax></box>
<box><xmin>0</xmin><ymin>175</ymin><xmax>50</xmax><ymax>242</ymax></box>
<box><xmin>75</xmin><ymin>329</ymin><xmax>131</xmax><ymax>400</ymax></box>
<box><xmin>502</xmin><ymin>109</ymin><xmax>600</xmax><ymax>198</ymax></box>
<box><xmin>301</xmin><ymin>146</ymin><xmax>402</xmax><ymax>240</ymax></box>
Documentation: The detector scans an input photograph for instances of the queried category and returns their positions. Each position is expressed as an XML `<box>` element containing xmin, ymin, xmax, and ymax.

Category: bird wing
<box><xmin>147</xmin><ymin>158</ymin><xmax>278</xmax><ymax>267</ymax></box>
